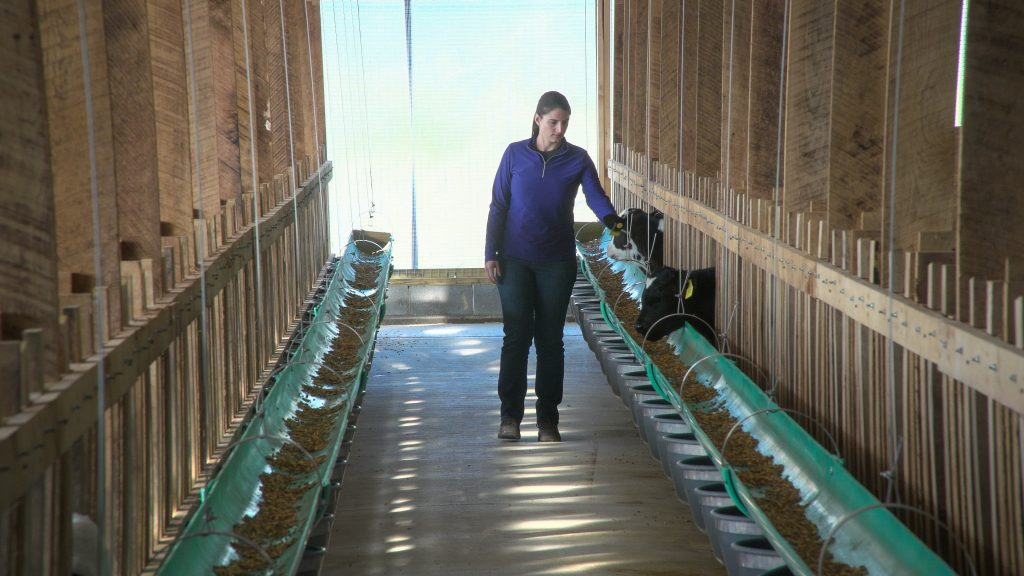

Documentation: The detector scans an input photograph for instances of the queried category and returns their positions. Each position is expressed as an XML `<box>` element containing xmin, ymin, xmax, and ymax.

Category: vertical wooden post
<box><xmin>1</xmin><ymin>0</ymin><xmax>60</xmax><ymax>384</ymax></box>
<box><xmin>103</xmin><ymin>0</ymin><xmax>164</xmax><ymax>298</ymax></box>
<box><xmin>882</xmin><ymin>0</ymin><xmax>959</xmax><ymax>257</ymax></box>
<box><xmin>957</xmin><ymin>0</ymin><xmax>1024</xmax><ymax>320</ymax></box>
<box><xmin>658</xmin><ymin>0</ymin><xmax>681</xmax><ymax>173</ymax></box>
<box><xmin>745</xmin><ymin>0</ymin><xmax>785</xmax><ymax>199</ymax></box>
<box><xmin>723</xmin><ymin>0</ymin><xmax>751</xmax><ymax>193</ymax></box>
<box><xmin>694</xmin><ymin>0</ymin><xmax>723</xmax><ymax>177</ymax></box>
<box><xmin>38</xmin><ymin>0</ymin><xmax>123</xmax><ymax>337</ymax></box>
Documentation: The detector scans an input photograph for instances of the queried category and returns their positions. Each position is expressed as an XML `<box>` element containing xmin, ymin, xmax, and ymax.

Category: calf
<box><xmin>605</xmin><ymin>208</ymin><xmax>664</xmax><ymax>272</ymax></box>
<box><xmin>635</xmin><ymin>266</ymin><xmax>717</xmax><ymax>345</ymax></box>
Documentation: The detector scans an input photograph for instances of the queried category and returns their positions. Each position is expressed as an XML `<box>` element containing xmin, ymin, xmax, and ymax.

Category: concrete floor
<box><xmin>321</xmin><ymin>323</ymin><xmax>724</xmax><ymax>576</ymax></box>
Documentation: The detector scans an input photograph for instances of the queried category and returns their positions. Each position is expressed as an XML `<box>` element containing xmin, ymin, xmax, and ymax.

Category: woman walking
<box><xmin>484</xmin><ymin>91</ymin><xmax>624</xmax><ymax>442</ymax></box>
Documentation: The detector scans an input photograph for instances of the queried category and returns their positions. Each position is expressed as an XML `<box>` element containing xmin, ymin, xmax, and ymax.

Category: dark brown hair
<box><xmin>531</xmin><ymin>91</ymin><xmax>572</xmax><ymax>138</ymax></box>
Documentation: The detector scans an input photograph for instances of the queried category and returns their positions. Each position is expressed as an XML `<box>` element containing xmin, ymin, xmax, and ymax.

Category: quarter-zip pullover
<box><xmin>485</xmin><ymin>137</ymin><xmax>615</xmax><ymax>263</ymax></box>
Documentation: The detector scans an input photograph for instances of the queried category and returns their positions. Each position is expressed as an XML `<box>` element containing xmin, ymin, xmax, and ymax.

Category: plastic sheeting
<box><xmin>578</xmin><ymin>231</ymin><xmax>954</xmax><ymax>576</ymax></box>
<box><xmin>157</xmin><ymin>232</ymin><xmax>392</xmax><ymax>575</ymax></box>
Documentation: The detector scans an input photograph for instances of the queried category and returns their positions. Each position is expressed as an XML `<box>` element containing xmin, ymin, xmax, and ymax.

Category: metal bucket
<box><xmin>601</xmin><ymin>351</ymin><xmax>636</xmax><ymax>380</ymax></box>
<box><xmin>710</xmin><ymin>505</ymin><xmax>764</xmax><ymax>573</ymax></box>
<box><xmin>729</xmin><ymin>537</ymin><xmax>785</xmax><ymax>576</ymax></box>
<box><xmin>673</xmin><ymin>455</ymin><xmax>722</xmax><ymax>514</ymax></box>
<box><xmin>643</xmin><ymin>412</ymin><xmax>691</xmax><ymax>459</ymax></box>
<box><xmin>658</xmin><ymin>432</ymin><xmax>706</xmax><ymax>479</ymax></box>
<box><xmin>605</xmin><ymin>355</ymin><xmax>642</xmax><ymax>395</ymax></box>
<box><xmin>628</xmin><ymin>387</ymin><xmax>664</xmax><ymax>435</ymax></box>
<box><xmin>695</xmin><ymin>483</ymin><xmax>736</xmax><ymax>557</ymax></box>
<box><xmin>616</xmin><ymin>371</ymin><xmax>651</xmax><ymax>407</ymax></box>
<box><xmin>635</xmin><ymin>398</ymin><xmax>673</xmax><ymax>446</ymax></box>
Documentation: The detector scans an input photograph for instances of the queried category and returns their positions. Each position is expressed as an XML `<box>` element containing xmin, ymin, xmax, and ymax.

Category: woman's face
<box><xmin>534</xmin><ymin>108</ymin><xmax>570</xmax><ymax>150</ymax></box>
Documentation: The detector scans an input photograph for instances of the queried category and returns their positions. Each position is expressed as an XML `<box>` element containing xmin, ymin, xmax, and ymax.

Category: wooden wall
<box><xmin>0</xmin><ymin>0</ymin><xmax>331</xmax><ymax>573</ymax></box>
<box><xmin>603</xmin><ymin>1</ymin><xmax>1024</xmax><ymax>574</ymax></box>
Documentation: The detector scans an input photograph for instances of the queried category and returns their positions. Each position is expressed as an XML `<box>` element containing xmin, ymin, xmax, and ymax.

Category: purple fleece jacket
<box><xmin>485</xmin><ymin>137</ymin><xmax>616</xmax><ymax>263</ymax></box>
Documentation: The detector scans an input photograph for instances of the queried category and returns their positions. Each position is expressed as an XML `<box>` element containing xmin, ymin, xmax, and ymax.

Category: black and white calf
<box><xmin>635</xmin><ymin>266</ymin><xmax>717</xmax><ymax>345</ymax></box>
<box><xmin>605</xmin><ymin>208</ymin><xmax>665</xmax><ymax>272</ymax></box>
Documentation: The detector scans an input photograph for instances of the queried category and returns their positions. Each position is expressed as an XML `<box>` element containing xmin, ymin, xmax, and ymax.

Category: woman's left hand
<box><xmin>485</xmin><ymin>260</ymin><xmax>502</xmax><ymax>284</ymax></box>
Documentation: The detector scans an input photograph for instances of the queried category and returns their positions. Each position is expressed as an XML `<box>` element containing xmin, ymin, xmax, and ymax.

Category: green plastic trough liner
<box><xmin>575</xmin><ymin>229</ymin><xmax>955</xmax><ymax>576</ymax></box>
<box><xmin>158</xmin><ymin>231</ymin><xmax>392</xmax><ymax>575</ymax></box>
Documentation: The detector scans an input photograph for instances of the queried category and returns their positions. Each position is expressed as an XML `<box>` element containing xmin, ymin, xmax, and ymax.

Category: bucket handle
<box><xmin>722</xmin><ymin>407</ymin><xmax>842</xmax><ymax>462</ymax></box>
<box><xmin>348</xmin><ymin>238</ymin><xmax>384</xmax><ymax>255</ymax></box>
<box><xmin>678</xmin><ymin>352</ymin><xmax>763</xmax><ymax>402</ymax></box>
<box><xmin>817</xmin><ymin>503</ymin><xmax>977</xmax><ymax>576</ymax></box>
<box><xmin>640</xmin><ymin>312</ymin><xmax>721</xmax><ymax>358</ymax></box>
<box><xmin>612</xmin><ymin>279</ymin><xmax>647</xmax><ymax>319</ymax></box>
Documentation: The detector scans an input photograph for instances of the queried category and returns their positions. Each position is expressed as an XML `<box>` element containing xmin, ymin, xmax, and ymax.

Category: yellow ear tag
<box><xmin>683</xmin><ymin>279</ymin><xmax>694</xmax><ymax>300</ymax></box>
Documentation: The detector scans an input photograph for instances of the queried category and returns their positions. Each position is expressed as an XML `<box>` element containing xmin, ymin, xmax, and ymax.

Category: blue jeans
<box><xmin>496</xmin><ymin>257</ymin><xmax>578</xmax><ymax>426</ymax></box>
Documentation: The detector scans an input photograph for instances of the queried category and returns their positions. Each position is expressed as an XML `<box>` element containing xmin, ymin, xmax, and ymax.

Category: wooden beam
<box><xmin>1</xmin><ymin>0</ymin><xmax>60</xmax><ymax>384</ymax></box>
<box><xmin>957</xmin><ymin>0</ymin><xmax>1024</xmax><ymax>317</ymax></box>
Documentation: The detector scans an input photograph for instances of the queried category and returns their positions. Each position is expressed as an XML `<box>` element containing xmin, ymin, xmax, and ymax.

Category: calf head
<box><xmin>635</xmin><ymin>266</ymin><xmax>717</xmax><ymax>344</ymax></box>
<box><xmin>605</xmin><ymin>208</ymin><xmax>664</xmax><ymax>271</ymax></box>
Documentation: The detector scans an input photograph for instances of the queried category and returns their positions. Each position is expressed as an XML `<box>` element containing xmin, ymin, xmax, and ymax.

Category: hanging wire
<box><xmin>239</xmin><ymin>0</ymin><xmax>265</xmax><ymax>378</ymax></box>
<box><xmin>277</xmin><ymin>0</ymin><xmax>305</xmax><ymax>299</ymax></box>
<box><xmin>321</xmin><ymin>1</ymin><xmax>342</xmax><ymax>253</ymax></box>
<box><xmin>403</xmin><ymin>0</ymin><xmax>419</xmax><ymax>268</ymax></box>
<box><xmin>642</xmin><ymin>0</ymin><xmax>652</xmax><ymax>265</ymax></box>
<box><xmin>73</xmin><ymin>0</ymin><xmax>109</xmax><ymax>571</ymax></box>
<box><xmin>353</xmin><ymin>0</ymin><xmax>376</xmax><ymax>221</ymax></box>
<box><xmin>583</xmin><ymin>0</ymin><xmax>590</xmax><ymax>153</ymax></box>
<box><xmin>330</xmin><ymin>0</ymin><xmax>358</xmax><ymax>236</ymax></box>
<box><xmin>770</xmin><ymin>0</ymin><xmax>792</xmax><ymax>400</ymax></box>
<box><xmin>343</xmin><ymin>0</ymin><xmax>367</xmax><ymax>230</ymax></box>
<box><xmin>883</xmin><ymin>0</ymin><xmax>910</xmax><ymax>505</ymax></box>
<box><xmin>719</xmin><ymin>0</ymin><xmax>738</xmax><ymax>354</ymax></box>
<box><xmin>301</xmin><ymin>0</ymin><xmax>325</xmax><ymax>226</ymax></box>
<box><xmin>182</xmin><ymin>0</ymin><xmax>212</xmax><ymax>504</ymax></box>
<box><xmin>677</xmin><ymin>1</ymin><xmax>687</xmax><ymax>273</ymax></box>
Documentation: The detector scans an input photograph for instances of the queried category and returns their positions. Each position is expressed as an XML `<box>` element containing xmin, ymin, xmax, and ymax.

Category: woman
<box><xmin>485</xmin><ymin>91</ymin><xmax>624</xmax><ymax>442</ymax></box>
